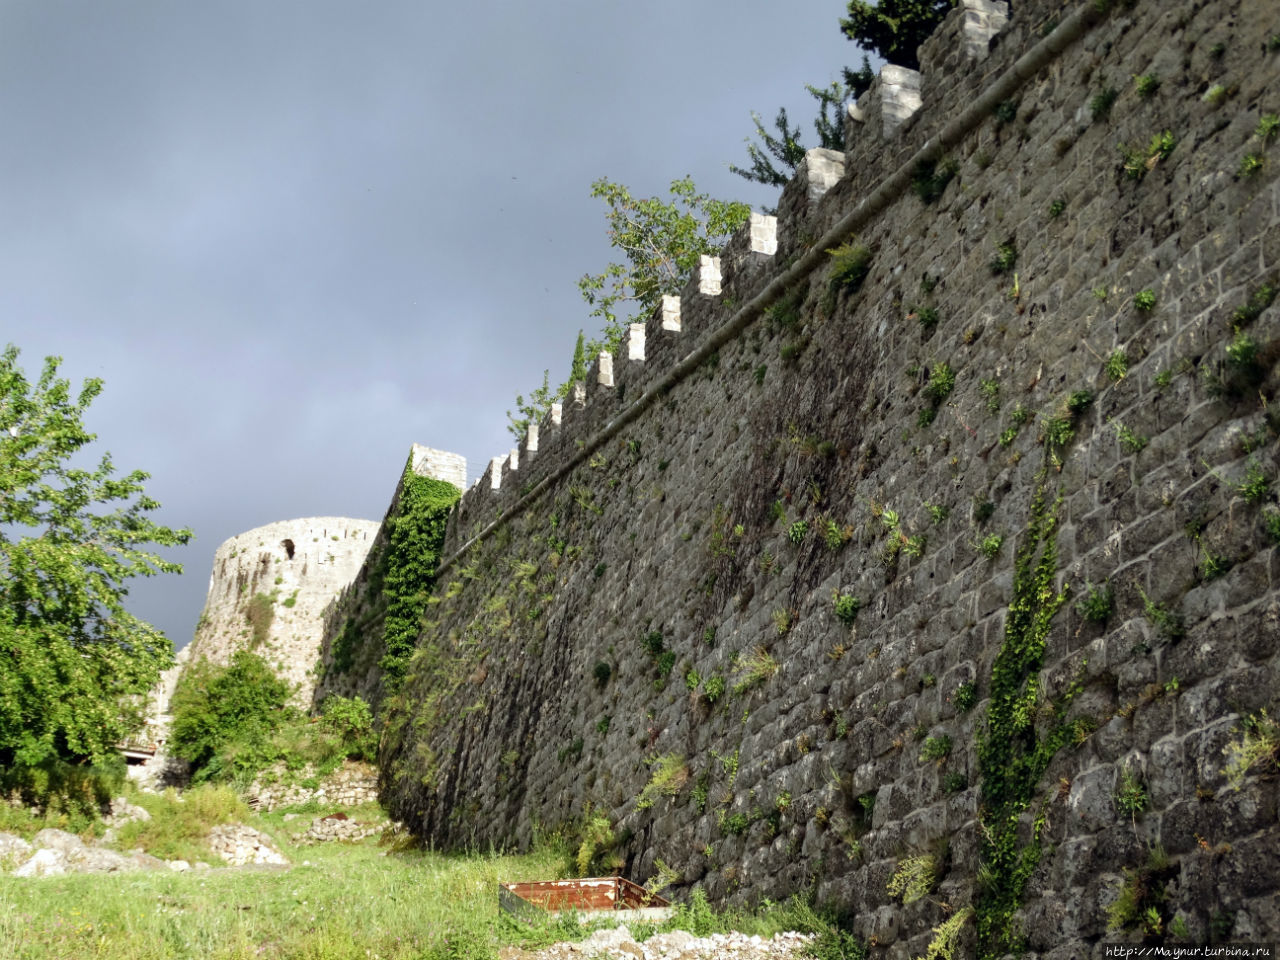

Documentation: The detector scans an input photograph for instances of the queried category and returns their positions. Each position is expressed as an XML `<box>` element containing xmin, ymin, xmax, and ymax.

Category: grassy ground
<box><xmin>0</xmin><ymin>791</ymin><xmax>835</xmax><ymax>960</ymax></box>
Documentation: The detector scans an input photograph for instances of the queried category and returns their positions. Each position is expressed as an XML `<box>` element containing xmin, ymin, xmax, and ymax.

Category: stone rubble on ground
<box><xmin>1</xmin><ymin>796</ymin><xmax>286</xmax><ymax>876</ymax></box>
<box><xmin>291</xmin><ymin>810</ymin><xmax>391</xmax><ymax>845</ymax></box>
<box><xmin>206</xmin><ymin>824</ymin><xmax>288</xmax><ymax>866</ymax></box>
<box><xmin>2</xmin><ymin>828</ymin><xmax>176</xmax><ymax>877</ymax></box>
<box><xmin>499</xmin><ymin>926</ymin><xmax>813</xmax><ymax>960</ymax></box>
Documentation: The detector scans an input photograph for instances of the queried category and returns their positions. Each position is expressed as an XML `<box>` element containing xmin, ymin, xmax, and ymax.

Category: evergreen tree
<box><xmin>730</xmin><ymin>62</ymin><xmax>874</xmax><ymax>188</ymax></box>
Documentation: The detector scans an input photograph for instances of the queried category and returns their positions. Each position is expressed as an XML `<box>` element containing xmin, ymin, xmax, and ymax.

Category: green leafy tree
<box><xmin>506</xmin><ymin>369</ymin><xmax>553</xmax><ymax>440</ymax></box>
<box><xmin>507</xmin><ymin>331</ymin><xmax>591</xmax><ymax>441</ymax></box>
<box><xmin>0</xmin><ymin>345</ymin><xmax>192</xmax><ymax>768</ymax></box>
<box><xmin>731</xmin><ymin>66</ymin><xmax>873</xmax><ymax>188</ymax></box>
<box><xmin>841</xmin><ymin>0</ymin><xmax>956</xmax><ymax>71</ymax></box>
<box><xmin>168</xmin><ymin>650</ymin><xmax>295</xmax><ymax>782</ymax></box>
<box><xmin>578</xmin><ymin>177</ymin><xmax>751</xmax><ymax>354</ymax></box>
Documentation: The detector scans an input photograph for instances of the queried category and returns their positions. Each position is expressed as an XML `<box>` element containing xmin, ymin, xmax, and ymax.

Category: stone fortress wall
<box><xmin>311</xmin><ymin>0</ymin><xmax>1280</xmax><ymax>954</ymax></box>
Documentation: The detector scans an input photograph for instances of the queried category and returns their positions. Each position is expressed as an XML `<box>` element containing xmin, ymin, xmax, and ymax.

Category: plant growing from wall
<box><xmin>1220</xmin><ymin>710</ymin><xmax>1280</xmax><ymax>790</ymax></box>
<box><xmin>886</xmin><ymin>854</ymin><xmax>939</xmax><ymax>904</ymax></box>
<box><xmin>825</xmin><ymin>243</ymin><xmax>873</xmax><ymax>306</ymax></box>
<box><xmin>578</xmin><ymin>177</ymin><xmax>750</xmax><ymax>354</ymax></box>
<box><xmin>1090</xmin><ymin>87</ymin><xmax>1119</xmax><ymax>122</ymax></box>
<box><xmin>245</xmin><ymin>592</ymin><xmax>275</xmax><ymax>648</ymax></box>
<box><xmin>911</xmin><ymin>157</ymin><xmax>959</xmax><ymax>204</ymax></box>
<box><xmin>378</xmin><ymin>465</ymin><xmax>462</xmax><ymax>689</ymax></box>
<box><xmin>1106</xmin><ymin>844</ymin><xmax>1177</xmax><ymax>939</ymax></box>
<box><xmin>975</xmin><ymin>480</ymin><xmax>1082</xmax><ymax>958</ymax></box>
<box><xmin>732</xmin><ymin>647</ymin><xmax>780</xmax><ymax>695</ymax></box>
<box><xmin>1075</xmin><ymin>581</ymin><xmax>1113</xmax><ymax>623</ymax></box>
<box><xmin>989</xmin><ymin>239</ymin><xmax>1017</xmax><ymax>275</ymax></box>
<box><xmin>1119</xmin><ymin>130</ymin><xmax>1176</xmax><ymax>179</ymax></box>
<box><xmin>833</xmin><ymin>592</ymin><xmax>861</xmax><ymax>626</ymax></box>
<box><xmin>636</xmin><ymin>753</ymin><xmax>690</xmax><ymax>808</ymax></box>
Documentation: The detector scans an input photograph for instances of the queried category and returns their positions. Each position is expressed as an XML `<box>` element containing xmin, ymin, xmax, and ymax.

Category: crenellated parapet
<box><xmin>377</xmin><ymin>0</ymin><xmax>1280</xmax><ymax>948</ymax></box>
<box><xmin>441</xmin><ymin>0</ymin><xmax>1043</xmax><ymax>561</ymax></box>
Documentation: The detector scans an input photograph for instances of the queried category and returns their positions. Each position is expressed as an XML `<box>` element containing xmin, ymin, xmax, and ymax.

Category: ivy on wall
<box><xmin>974</xmin><ymin>478</ymin><xmax>1085</xmax><ymax>958</ymax></box>
<box><xmin>378</xmin><ymin>468</ymin><xmax>461</xmax><ymax>690</ymax></box>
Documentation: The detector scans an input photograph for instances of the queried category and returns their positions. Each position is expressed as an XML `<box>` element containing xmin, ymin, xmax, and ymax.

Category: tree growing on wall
<box><xmin>508</xmin><ymin>181</ymin><xmax>748</xmax><ymax>442</ymax></box>
<box><xmin>505</xmin><ymin>331</ymin><xmax>591</xmax><ymax>440</ymax></box>
<box><xmin>0</xmin><ymin>345</ymin><xmax>192</xmax><ymax>770</ymax></box>
<box><xmin>578</xmin><ymin>176</ymin><xmax>751</xmax><ymax>356</ymax></box>
<box><xmin>731</xmin><ymin>0</ymin><xmax>957</xmax><ymax>189</ymax></box>
<box><xmin>730</xmin><ymin>67</ymin><xmax>873</xmax><ymax>188</ymax></box>
<box><xmin>841</xmin><ymin>0</ymin><xmax>957</xmax><ymax>71</ymax></box>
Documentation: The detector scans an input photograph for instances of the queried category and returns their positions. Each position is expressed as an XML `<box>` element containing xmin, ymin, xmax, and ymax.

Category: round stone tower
<box><xmin>186</xmin><ymin>517</ymin><xmax>382</xmax><ymax>706</ymax></box>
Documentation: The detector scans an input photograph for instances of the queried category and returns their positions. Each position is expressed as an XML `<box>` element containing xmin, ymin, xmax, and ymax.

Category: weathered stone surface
<box><xmin>206</xmin><ymin>824</ymin><xmax>287</xmax><ymax>867</ymax></box>
<box><xmin>247</xmin><ymin>760</ymin><xmax>378</xmax><ymax>812</ymax></box>
<box><xmin>211</xmin><ymin>0</ymin><xmax>1280</xmax><ymax>953</ymax></box>
<box><xmin>0</xmin><ymin>833</ymin><xmax>33</xmax><ymax>870</ymax></box>
<box><xmin>185</xmin><ymin>517</ymin><xmax>383</xmax><ymax>707</ymax></box>
<box><xmin>13</xmin><ymin>848</ymin><xmax>68</xmax><ymax>878</ymax></box>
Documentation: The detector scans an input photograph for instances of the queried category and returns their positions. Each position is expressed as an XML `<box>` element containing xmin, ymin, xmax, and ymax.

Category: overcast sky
<box><xmin>2</xmin><ymin>1</ymin><xmax>868</xmax><ymax>651</ymax></box>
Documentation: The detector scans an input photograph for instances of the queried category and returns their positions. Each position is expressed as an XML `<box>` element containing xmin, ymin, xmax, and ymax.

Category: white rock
<box><xmin>13</xmin><ymin>848</ymin><xmax>68</xmax><ymax>877</ymax></box>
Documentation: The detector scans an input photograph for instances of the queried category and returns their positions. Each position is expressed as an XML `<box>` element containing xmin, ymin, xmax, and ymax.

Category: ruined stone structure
<box><xmin>311</xmin><ymin>0</ymin><xmax>1280</xmax><ymax>953</ymax></box>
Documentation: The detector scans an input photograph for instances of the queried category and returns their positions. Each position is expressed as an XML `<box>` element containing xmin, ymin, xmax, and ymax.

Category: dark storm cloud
<box><xmin>1</xmin><ymin>1</ymin><xmax>864</xmax><ymax>647</ymax></box>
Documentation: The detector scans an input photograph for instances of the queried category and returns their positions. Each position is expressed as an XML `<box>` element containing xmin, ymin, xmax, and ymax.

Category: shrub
<box><xmin>834</xmin><ymin>593</ymin><xmax>861</xmax><ymax>626</ymax></box>
<box><xmin>636</xmin><ymin>753</ymin><xmax>689</xmax><ymax>808</ymax></box>
<box><xmin>733</xmin><ymin>647</ymin><xmax>780</xmax><ymax>694</ymax></box>
<box><xmin>320</xmin><ymin>695</ymin><xmax>377</xmax><ymax>761</ymax></box>
<box><xmin>1133</xmin><ymin>289</ymin><xmax>1156</xmax><ymax>311</ymax></box>
<box><xmin>826</xmin><ymin>243</ymin><xmax>873</xmax><ymax>295</ymax></box>
<box><xmin>788</xmin><ymin>520</ymin><xmax>809</xmax><ymax>544</ymax></box>
<box><xmin>169</xmin><ymin>650</ymin><xmax>295</xmax><ymax>783</ymax></box>
<box><xmin>953</xmin><ymin>683</ymin><xmax>977</xmax><ymax>712</ymax></box>
<box><xmin>1076</xmin><ymin>581</ymin><xmax>1114</xmax><ymax>623</ymax></box>
<box><xmin>1221</xmin><ymin>710</ymin><xmax>1280</xmax><ymax>790</ymax></box>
